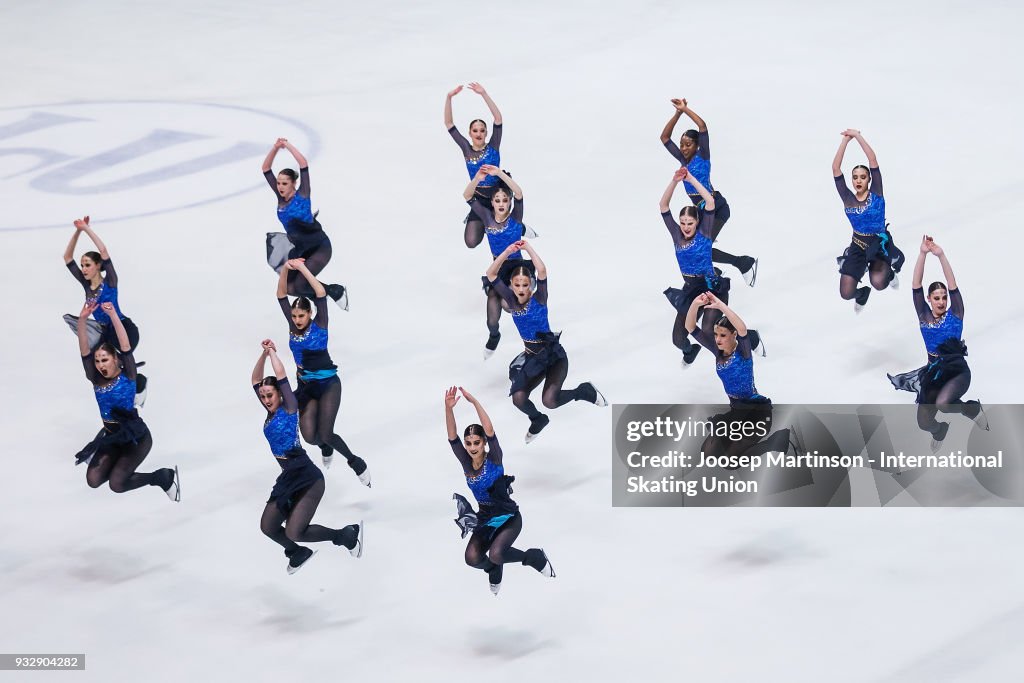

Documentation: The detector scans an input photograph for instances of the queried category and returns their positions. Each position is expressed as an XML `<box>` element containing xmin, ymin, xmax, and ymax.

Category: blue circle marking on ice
<box><xmin>0</xmin><ymin>100</ymin><xmax>320</xmax><ymax>232</ymax></box>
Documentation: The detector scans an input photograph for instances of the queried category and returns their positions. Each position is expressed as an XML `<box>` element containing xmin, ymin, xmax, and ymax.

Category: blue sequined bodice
<box><xmin>511</xmin><ymin>297</ymin><xmax>551</xmax><ymax>342</ymax></box>
<box><xmin>289</xmin><ymin>321</ymin><xmax>329</xmax><ymax>368</ymax></box>
<box><xmin>94</xmin><ymin>373</ymin><xmax>136</xmax><ymax>421</ymax></box>
<box><xmin>264</xmin><ymin>407</ymin><xmax>302</xmax><ymax>457</ymax></box>
<box><xmin>675</xmin><ymin>233</ymin><xmax>715</xmax><ymax>277</ymax></box>
<box><xmin>277</xmin><ymin>193</ymin><xmax>314</xmax><ymax>230</ymax></box>
<box><xmin>466</xmin><ymin>458</ymin><xmax>505</xmax><ymax>505</ymax></box>
<box><xmin>87</xmin><ymin>283</ymin><xmax>123</xmax><ymax>324</ymax></box>
<box><xmin>717</xmin><ymin>350</ymin><xmax>760</xmax><ymax>400</ymax></box>
<box><xmin>682</xmin><ymin>155</ymin><xmax>713</xmax><ymax>195</ymax></box>
<box><xmin>844</xmin><ymin>192</ymin><xmax>886</xmax><ymax>235</ymax></box>
<box><xmin>920</xmin><ymin>312</ymin><xmax>964</xmax><ymax>355</ymax></box>
<box><xmin>485</xmin><ymin>217</ymin><xmax>525</xmax><ymax>258</ymax></box>
<box><xmin>465</xmin><ymin>146</ymin><xmax>501</xmax><ymax>187</ymax></box>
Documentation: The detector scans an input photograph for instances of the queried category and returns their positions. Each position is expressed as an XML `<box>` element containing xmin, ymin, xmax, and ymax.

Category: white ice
<box><xmin>1</xmin><ymin>1</ymin><xmax>1023</xmax><ymax>681</ymax></box>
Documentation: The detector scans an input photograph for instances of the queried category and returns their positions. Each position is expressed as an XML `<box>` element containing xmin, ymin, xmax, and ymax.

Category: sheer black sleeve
<box><xmin>448</xmin><ymin>127</ymin><xmax>471</xmax><ymax>155</ymax></box>
<box><xmin>279</xmin><ymin>378</ymin><xmax>299</xmax><ymax>414</ymax></box>
<box><xmin>511</xmin><ymin>195</ymin><xmax>524</xmax><ymax>222</ymax></box>
<box><xmin>298</xmin><ymin>167</ymin><xmax>311</xmax><ymax>199</ymax></box>
<box><xmin>949</xmin><ymin>288</ymin><xmax>964</xmax><ymax>319</ymax></box>
<box><xmin>533</xmin><ymin>278</ymin><xmax>548</xmax><ymax>306</ymax></box>
<box><xmin>449</xmin><ymin>438</ymin><xmax>475</xmax><ymax>474</ymax></box>
<box><xmin>913</xmin><ymin>287</ymin><xmax>929</xmax><ymax>322</ymax></box>
<box><xmin>662</xmin><ymin>211</ymin><xmax>683</xmax><ymax>245</ymax></box>
<box><xmin>66</xmin><ymin>261</ymin><xmax>89</xmax><ymax>290</ymax></box>
<box><xmin>834</xmin><ymin>174</ymin><xmax>857</xmax><ymax>207</ymax></box>
<box><xmin>102</xmin><ymin>258</ymin><xmax>118</xmax><ymax>288</ymax></box>
<box><xmin>264</xmin><ymin>170</ymin><xmax>280</xmax><ymax>199</ymax></box>
<box><xmin>691</xmin><ymin>328</ymin><xmax>718</xmax><ymax>353</ymax></box>
<box><xmin>699</xmin><ymin>207</ymin><xmax>717</xmax><ymax>239</ymax></box>
<box><xmin>313</xmin><ymin>296</ymin><xmax>329</xmax><ymax>329</ymax></box>
<box><xmin>121</xmin><ymin>351</ymin><xmax>137</xmax><ymax>381</ymax></box>
<box><xmin>663</xmin><ymin>140</ymin><xmax>685</xmax><ymax>164</ymax></box>
<box><xmin>489</xmin><ymin>123</ymin><xmax>502</xmax><ymax>150</ymax></box>
<box><xmin>735</xmin><ymin>335</ymin><xmax>753</xmax><ymax>360</ymax></box>
<box><xmin>278</xmin><ymin>297</ymin><xmax>299</xmax><ymax>334</ymax></box>
<box><xmin>490</xmin><ymin>277</ymin><xmax>519</xmax><ymax>309</ymax></box>
<box><xmin>698</xmin><ymin>130</ymin><xmax>711</xmax><ymax>160</ymax></box>
<box><xmin>486</xmin><ymin>434</ymin><xmax>503</xmax><ymax>465</ymax></box>
<box><xmin>82</xmin><ymin>354</ymin><xmax>99</xmax><ymax>384</ymax></box>
<box><xmin>869</xmin><ymin>166</ymin><xmax>883</xmax><ymax>198</ymax></box>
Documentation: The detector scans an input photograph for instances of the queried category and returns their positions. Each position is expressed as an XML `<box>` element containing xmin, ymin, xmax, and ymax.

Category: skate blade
<box><xmin>889</xmin><ymin>273</ymin><xmax>900</xmax><ymax>290</ymax></box>
<box><xmin>525</xmin><ymin>429</ymin><xmax>543</xmax><ymax>445</ymax></box>
<box><xmin>287</xmin><ymin>549</ymin><xmax>318</xmax><ymax>575</ymax></box>
<box><xmin>322</xmin><ymin>455</ymin><xmax>333</xmax><ymax>469</ymax></box>
<box><xmin>165</xmin><ymin>466</ymin><xmax>181</xmax><ymax>502</ymax></box>
<box><xmin>593</xmin><ymin>387</ymin><xmax>609</xmax><ymax>407</ymax></box>
<box><xmin>540</xmin><ymin>550</ymin><xmax>555</xmax><ymax>578</ymax></box>
<box><xmin>483</xmin><ymin>347</ymin><xmax>496</xmax><ymax>360</ymax></box>
<box><xmin>357</xmin><ymin>469</ymin><xmax>372</xmax><ymax>488</ymax></box>
<box><xmin>743</xmin><ymin>259</ymin><xmax>759</xmax><ymax>287</ymax></box>
<box><xmin>350</xmin><ymin>521</ymin><xmax>364</xmax><ymax>558</ymax></box>
<box><xmin>490</xmin><ymin>583</ymin><xmax>501</xmax><ymax>596</ymax></box>
<box><xmin>854</xmin><ymin>302</ymin><xmax>866</xmax><ymax>314</ymax></box>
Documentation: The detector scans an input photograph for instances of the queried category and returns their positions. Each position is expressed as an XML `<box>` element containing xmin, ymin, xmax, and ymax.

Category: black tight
<box><xmin>287</xmin><ymin>242</ymin><xmax>333</xmax><ymax>297</ymax></box>
<box><xmin>260</xmin><ymin>479</ymin><xmax>357</xmax><ymax>550</ymax></box>
<box><xmin>917</xmin><ymin>372</ymin><xmax>973</xmax><ymax>435</ymax></box>
<box><xmin>299</xmin><ymin>380</ymin><xmax>359</xmax><ymax>465</ymax></box>
<box><xmin>839</xmin><ymin>262</ymin><xmax>891</xmax><ymax>300</ymax></box>
<box><xmin>85</xmin><ymin>431</ymin><xmax>166</xmax><ymax>493</ymax></box>
<box><xmin>465</xmin><ymin>513</ymin><xmax>526</xmax><ymax>570</ymax></box>
<box><xmin>511</xmin><ymin>358</ymin><xmax>582</xmax><ymax>419</ymax></box>
<box><xmin>465</xmin><ymin>219</ymin><xmax>484</xmax><ymax>249</ymax></box>
<box><xmin>486</xmin><ymin>289</ymin><xmax>503</xmax><ymax>336</ymax></box>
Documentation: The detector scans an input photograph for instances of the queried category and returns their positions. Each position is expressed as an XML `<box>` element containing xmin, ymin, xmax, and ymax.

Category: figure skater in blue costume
<box><xmin>683</xmin><ymin>293</ymin><xmax>793</xmax><ymax>461</ymax></box>
<box><xmin>276</xmin><ymin>259</ymin><xmax>370</xmax><ymax>486</ymax></box>
<box><xmin>73</xmin><ymin>302</ymin><xmax>179</xmax><ymax>501</ymax></box>
<box><xmin>61</xmin><ymin>216</ymin><xmax>148</xmax><ymax>405</ymax></box>
<box><xmin>660</xmin><ymin>169</ymin><xmax>762</xmax><ymax>367</ymax></box>
<box><xmin>444</xmin><ymin>386</ymin><xmax>554</xmax><ymax>595</ymax></box>
<box><xmin>660</xmin><ymin>98</ymin><xmax>758</xmax><ymax>285</ymax></box>
<box><xmin>253</xmin><ymin>340</ymin><xmax>363</xmax><ymax>575</ymax></box>
<box><xmin>261</xmin><ymin>138</ymin><xmax>348</xmax><ymax>309</ymax></box>
<box><xmin>445</xmin><ymin>83</ymin><xmax>505</xmax><ymax>249</ymax></box>
<box><xmin>463</xmin><ymin>163</ymin><xmax>528</xmax><ymax>358</ymax></box>
<box><xmin>832</xmin><ymin>129</ymin><xmax>905</xmax><ymax>311</ymax></box>
<box><xmin>887</xmin><ymin>236</ymin><xmax>987</xmax><ymax>448</ymax></box>
<box><xmin>485</xmin><ymin>240</ymin><xmax>608</xmax><ymax>443</ymax></box>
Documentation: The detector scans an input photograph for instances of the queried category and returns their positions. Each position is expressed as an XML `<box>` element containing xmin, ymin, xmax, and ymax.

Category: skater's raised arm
<box><xmin>444</xmin><ymin>85</ymin><xmax>463</xmax><ymax>130</ymax></box>
<box><xmin>288</xmin><ymin>259</ymin><xmax>327</xmax><ymax>300</ymax></box>
<box><xmin>677</xmin><ymin>99</ymin><xmax>708</xmax><ymax>134</ymax></box>
<box><xmin>482</xmin><ymin>165</ymin><xmax>521</xmax><ymax>199</ymax></box>
<box><xmin>912</xmin><ymin>235</ymin><xmax>930</xmax><ymax>291</ymax></box>
<box><xmin>459</xmin><ymin>387</ymin><xmax>494</xmax><ymax>437</ymax></box>
<box><xmin>684</xmin><ymin>294</ymin><xmax>705</xmax><ymax>335</ymax></box>
<box><xmin>846</xmin><ymin>129</ymin><xmax>878</xmax><ymax>169</ymax></box>
<box><xmin>261</xmin><ymin>138</ymin><xmax>284</xmax><ymax>173</ymax></box>
<box><xmin>63</xmin><ymin>219</ymin><xmax>85</xmax><ymax>264</ymax></box>
<box><xmin>686</xmin><ymin>169</ymin><xmax>715</xmax><ymax>213</ymax></box>
<box><xmin>444</xmin><ymin>386</ymin><xmax>460</xmax><ymax>440</ymax></box>
<box><xmin>104</xmin><ymin>304</ymin><xmax>132</xmax><ymax>353</ymax></box>
<box><xmin>280</xmin><ymin>140</ymin><xmax>308</xmax><ymax>171</ymax></box>
<box><xmin>929</xmin><ymin>241</ymin><xmax>958</xmax><ymax>292</ymax></box>
<box><xmin>660</xmin><ymin>104</ymin><xmax>683</xmax><ymax>145</ymax></box>
<box><xmin>251</xmin><ymin>346</ymin><xmax>269</xmax><ymax>386</ymax></box>
<box><xmin>832</xmin><ymin>133</ymin><xmax>853</xmax><ymax>177</ymax></box>
<box><xmin>468</xmin><ymin>82</ymin><xmax>502</xmax><ymax>126</ymax></box>
<box><xmin>659</xmin><ymin>170</ymin><xmax>682</xmax><ymax>213</ymax></box>
<box><xmin>76</xmin><ymin>216</ymin><xmax>110</xmax><ymax>261</ymax></box>
<box><xmin>77</xmin><ymin>302</ymin><xmax>96</xmax><ymax>359</ymax></box>
<box><xmin>704</xmin><ymin>293</ymin><xmax>748</xmax><ymax>337</ymax></box>
<box><xmin>463</xmin><ymin>168</ymin><xmax>488</xmax><ymax>201</ymax></box>
<box><xmin>520</xmin><ymin>241</ymin><xmax>546</xmax><ymax>281</ymax></box>
<box><xmin>485</xmin><ymin>241</ymin><xmax>524</xmax><ymax>282</ymax></box>
<box><xmin>269</xmin><ymin>346</ymin><xmax>299</xmax><ymax>414</ymax></box>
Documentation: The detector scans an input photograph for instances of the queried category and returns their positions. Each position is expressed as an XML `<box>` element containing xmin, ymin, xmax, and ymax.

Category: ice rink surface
<box><xmin>2</xmin><ymin>1</ymin><xmax>1022</xmax><ymax>680</ymax></box>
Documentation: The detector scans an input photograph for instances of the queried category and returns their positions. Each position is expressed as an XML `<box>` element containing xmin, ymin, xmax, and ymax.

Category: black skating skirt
<box><xmin>890</xmin><ymin>338</ymin><xmax>970</xmax><ymax>404</ymax></box>
<box><xmin>266</xmin><ymin>224</ymin><xmax>331</xmax><ymax>272</ymax></box>
<box><xmin>837</xmin><ymin>230</ymin><xmax>905</xmax><ymax>280</ymax></box>
<box><xmin>268</xmin><ymin>449</ymin><xmax>324</xmax><ymax>517</ymax></box>
<box><xmin>508</xmin><ymin>332</ymin><xmax>568</xmax><ymax>395</ymax></box>
<box><xmin>75</xmin><ymin>407</ymin><xmax>149</xmax><ymax>464</ymax></box>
